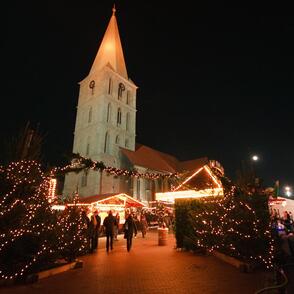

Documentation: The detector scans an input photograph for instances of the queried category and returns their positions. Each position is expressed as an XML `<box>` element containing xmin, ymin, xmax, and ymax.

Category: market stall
<box><xmin>80</xmin><ymin>193</ymin><xmax>146</xmax><ymax>225</ymax></box>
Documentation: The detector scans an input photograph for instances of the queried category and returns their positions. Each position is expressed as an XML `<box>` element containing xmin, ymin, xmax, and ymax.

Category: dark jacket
<box><xmin>103</xmin><ymin>214</ymin><xmax>117</xmax><ymax>234</ymax></box>
<box><xmin>124</xmin><ymin>216</ymin><xmax>137</xmax><ymax>237</ymax></box>
<box><xmin>95</xmin><ymin>214</ymin><xmax>101</xmax><ymax>232</ymax></box>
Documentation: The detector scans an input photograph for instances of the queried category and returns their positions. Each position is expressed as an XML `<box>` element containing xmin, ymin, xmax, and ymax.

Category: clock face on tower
<box><xmin>89</xmin><ymin>80</ymin><xmax>95</xmax><ymax>89</ymax></box>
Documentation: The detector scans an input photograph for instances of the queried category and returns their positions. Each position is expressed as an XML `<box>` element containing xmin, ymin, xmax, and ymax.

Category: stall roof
<box><xmin>80</xmin><ymin>193</ymin><xmax>146</xmax><ymax>208</ymax></box>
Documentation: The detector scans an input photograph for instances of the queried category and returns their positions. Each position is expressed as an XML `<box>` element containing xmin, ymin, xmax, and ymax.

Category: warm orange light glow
<box><xmin>204</xmin><ymin>166</ymin><xmax>222</xmax><ymax>188</ymax></box>
<box><xmin>156</xmin><ymin>188</ymin><xmax>224</xmax><ymax>203</ymax></box>
<box><xmin>51</xmin><ymin>205</ymin><xmax>66</xmax><ymax>211</ymax></box>
<box><xmin>48</xmin><ymin>178</ymin><xmax>57</xmax><ymax>203</ymax></box>
<box><xmin>174</xmin><ymin>167</ymin><xmax>204</xmax><ymax>191</ymax></box>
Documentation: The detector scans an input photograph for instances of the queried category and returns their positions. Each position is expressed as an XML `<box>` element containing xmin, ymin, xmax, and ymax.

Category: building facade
<box><xmin>63</xmin><ymin>7</ymin><xmax>223</xmax><ymax>205</ymax></box>
<box><xmin>63</xmin><ymin>7</ymin><xmax>137</xmax><ymax>199</ymax></box>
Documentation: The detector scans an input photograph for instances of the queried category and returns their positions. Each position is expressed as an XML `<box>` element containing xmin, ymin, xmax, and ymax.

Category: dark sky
<box><xmin>1</xmin><ymin>1</ymin><xmax>294</xmax><ymax>191</ymax></box>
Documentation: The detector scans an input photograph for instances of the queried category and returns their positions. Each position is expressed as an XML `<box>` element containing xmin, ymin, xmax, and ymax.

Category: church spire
<box><xmin>90</xmin><ymin>6</ymin><xmax>128</xmax><ymax>79</ymax></box>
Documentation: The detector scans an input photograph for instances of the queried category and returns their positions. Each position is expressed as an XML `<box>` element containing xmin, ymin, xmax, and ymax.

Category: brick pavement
<box><xmin>1</xmin><ymin>229</ymin><xmax>268</xmax><ymax>294</ymax></box>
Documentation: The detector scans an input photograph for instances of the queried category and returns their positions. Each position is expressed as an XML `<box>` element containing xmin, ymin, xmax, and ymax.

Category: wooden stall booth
<box><xmin>80</xmin><ymin>193</ymin><xmax>146</xmax><ymax>228</ymax></box>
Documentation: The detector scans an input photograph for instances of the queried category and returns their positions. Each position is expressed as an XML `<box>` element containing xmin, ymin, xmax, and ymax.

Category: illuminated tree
<box><xmin>57</xmin><ymin>194</ymin><xmax>89</xmax><ymax>262</ymax></box>
<box><xmin>175</xmin><ymin>175</ymin><xmax>277</xmax><ymax>269</ymax></box>
<box><xmin>0</xmin><ymin>160</ymin><xmax>58</xmax><ymax>281</ymax></box>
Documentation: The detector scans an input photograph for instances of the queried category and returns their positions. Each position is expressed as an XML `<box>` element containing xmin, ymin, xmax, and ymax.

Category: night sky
<box><xmin>2</xmin><ymin>1</ymin><xmax>294</xmax><ymax>191</ymax></box>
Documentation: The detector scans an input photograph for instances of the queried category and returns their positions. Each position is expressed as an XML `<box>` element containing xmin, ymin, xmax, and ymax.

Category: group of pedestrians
<box><xmin>83</xmin><ymin>209</ymin><xmax>148</xmax><ymax>253</ymax></box>
<box><xmin>82</xmin><ymin>209</ymin><xmax>101</xmax><ymax>253</ymax></box>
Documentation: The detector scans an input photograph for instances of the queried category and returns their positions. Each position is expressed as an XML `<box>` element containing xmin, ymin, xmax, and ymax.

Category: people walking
<box><xmin>140</xmin><ymin>214</ymin><xmax>148</xmax><ymax>238</ymax></box>
<box><xmin>124</xmin><ymin>214</ymin><xmax>137</xmax><ymax>252</ymax></box>
<box><xmin>93</xmin><ymin>210</ymin><xmax>101</xmax><ymax>251</ymax></box>
<box><xmin>103</xmin><ymin>210</ymin><xmax>117</xmax><ymax>252</ymax></box>
<box><xmin>89</xmin><ymin>211</ymin><xmax>97</xmax><ymax>253</ymax></box>
<box><xmin>114</xmin><ymin>212</ymin><xmax>120</xmax><ymax>241</ymax></box>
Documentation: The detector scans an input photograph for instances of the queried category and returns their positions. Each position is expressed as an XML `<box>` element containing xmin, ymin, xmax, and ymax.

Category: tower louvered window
<box><xmin>117</xmin><ymin>108</ymin><xmax>122</xmax><ymax>125</ymax></box>
<box><xmin>118</xmin><ymin>83</ymin><xmax>125</xmax><ymax>100</ymax></box>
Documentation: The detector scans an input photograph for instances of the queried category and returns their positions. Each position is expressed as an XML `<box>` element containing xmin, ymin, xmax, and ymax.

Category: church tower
<box><xmin>63</xmin><ymin>6</ymin><xmax>137</xmax><ymax>198</ymax></box>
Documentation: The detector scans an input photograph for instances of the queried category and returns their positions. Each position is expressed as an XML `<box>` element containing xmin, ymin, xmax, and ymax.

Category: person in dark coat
<box><xmin>93</xmin><ymin>210</ymin><xmax>101</xmax><ymax>251</ymax></box>
<box><xmin>103</xmin><ymin>210</ymin><xmax>117</xmax><ymax>252</ymax></box>
<box><xmin>124</xmin><ymin>214</ymin><xmax>137</xmax><ymax>252</ymax></box>
<box><xmin>140</xmin><ymin>214</ymin><xmax>148</xmax><ymax>238</ymax></box>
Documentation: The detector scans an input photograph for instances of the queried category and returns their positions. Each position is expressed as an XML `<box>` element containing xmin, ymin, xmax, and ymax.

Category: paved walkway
<box><xmin>1</xmin><ymin>230</ymin><xmax>268</xmax><ymax>294</ymax></box>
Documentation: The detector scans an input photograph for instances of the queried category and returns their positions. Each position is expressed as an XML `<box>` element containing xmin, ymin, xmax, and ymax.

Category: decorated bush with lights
<box><xmin>0</xmin><ymin>160</ymin><xmax>90</xmax><ymax>281</ymax></box>
<box><xmin>175</xmin><ymin>176</ymin><xmax>277</xmax><ymax>268</ymax></box>
<box><xmin>57</xmin><ymin>195</ymin><xmax>89</xmax><ymax>262</ymax></box>
<box><xmin>0</xmin><ymin>161</ymin><xmax>59</xmax><ymax>281</ymax></box>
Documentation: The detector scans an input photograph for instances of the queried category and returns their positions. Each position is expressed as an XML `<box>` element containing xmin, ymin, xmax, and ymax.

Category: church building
<box><xmin>62</xmin><ymin>7</ymin><xmax>223</xmax><ymax>205</ymax></box>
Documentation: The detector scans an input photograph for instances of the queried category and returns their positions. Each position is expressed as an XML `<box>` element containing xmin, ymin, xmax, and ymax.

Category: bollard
<box><xmin>158</xmin><ymin>227</ymin><xmax>169</xmax><ymax>246</ymax></box>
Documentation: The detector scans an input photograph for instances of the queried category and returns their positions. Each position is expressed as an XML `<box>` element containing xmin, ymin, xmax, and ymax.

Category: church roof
<box><xmin>90</xmin><ymin>6</ymin><xmax>128</xmax><ymax>79</ymax></box>
<box><xmin>120</xmin><ymin>144</ymin><xmax>208</xmax><ymax>173</ymax></box>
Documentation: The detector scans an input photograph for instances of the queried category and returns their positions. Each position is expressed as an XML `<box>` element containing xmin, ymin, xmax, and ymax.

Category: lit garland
<box><xmin>51</xmin><ymin>153</ymin><xmax>180</xmax><ymax>180</ymax></box>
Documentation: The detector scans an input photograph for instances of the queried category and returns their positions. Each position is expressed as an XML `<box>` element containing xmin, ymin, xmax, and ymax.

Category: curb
<box><xmin>211</xmin><ymin>250</ymin><xmax>253</xmax><ymax>273</ymax></box>
<box><xmin>36</xmin><ymin>259</ymin><xmax>83</xmax><ymax>280</ymax></box>
<box><xmin>0</xmin><ymin>260</ymin><xmax>83</xmax><ymax>286</ymax></box>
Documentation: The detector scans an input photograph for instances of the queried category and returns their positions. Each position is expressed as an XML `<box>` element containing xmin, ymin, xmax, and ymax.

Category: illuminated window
<box><xmin>104</xmin><ymin>132</ymin><xmax>109</xmax><ymax>153</ymax></box>
<box><xmin>108</xmin><ymin>78</ymin><xmax>112</xmax><ymax>94</ymax></box>
<box><xmin>118</xmin><ymin>83</ymin><xmax>125</xmax><ymax>100</ymax></box>
<box><xmin>126</xmin><ymin>112</ymin><xmax>130</xmax><ymax>131</ymax></box>
<box><xmin>117</xmin><ymin>108</ymin><xmax>122</xmax><ymax>125</ymax></box>
<box><xmin>88</xmin><ymin>107</ymin><xmax>92</xmax><ymax>123</ymax></box>
<box><xmin>115</xmin><ymin>135</ymin><xmax>120</xmax><ymax>144</ymax></box>
<box><xmin>107</xmin><ymin>103</ymin><xmax>112</xmax><ymax>122</ymax></box>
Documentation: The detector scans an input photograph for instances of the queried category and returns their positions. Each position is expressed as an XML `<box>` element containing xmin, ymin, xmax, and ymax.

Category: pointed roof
<box><xmin>90</xmin><ymin>6</ymin><xmax>128</xmax><ymax>79</ymax></box>
<box><xmin>80</xmin><ymin>193</ymin><xmax>146</xmax><ymax>207</ymax></box>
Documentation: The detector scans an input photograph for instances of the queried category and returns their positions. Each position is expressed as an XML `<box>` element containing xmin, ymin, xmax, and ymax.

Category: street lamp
<box><xmin>285</xmin><ymin>186</ymin><xmax>292</xmax><ymax>197</ymax></box>
<box><xmin>252</xmin><ymin>155</ymin><xmax>259</xmax><ymax>161</ymax></box>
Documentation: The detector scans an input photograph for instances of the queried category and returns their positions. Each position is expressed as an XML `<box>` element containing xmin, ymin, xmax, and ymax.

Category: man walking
<box><xmin>124</xmin><ymin>214</ymin><xmax>137</xmax><ymax>252</ymax></box>
<box><xmin>103</xmin><ymin>210</ymin><xmax>117</xmax><ymax>252</ymax></box>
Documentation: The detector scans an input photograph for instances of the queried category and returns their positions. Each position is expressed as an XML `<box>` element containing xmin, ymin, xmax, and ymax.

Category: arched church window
<box><xmin>89</xmin><ymin>80</ymin><xmax>95</xmax><ymax>95</ymax></box>
<box><xmin>115</xmin><ymin>135</ymin><xmax>120</xmax><ymax>144</ymax></box>
<box><xmin>104</xmin><ymin>132</ymin><xmax>110</xmax><ymax>153</ymax></box>
<box><xmin>125</xmin><ymin>138</ymin><xmax>129</xmax><ymax>148</ymax></box>
<box><xmin>117</xmin><ymin>108</ymin><xmax>122</xmax><ymax>126</ymax></box>
<box><xmin>126</xmin><ymin>112</ymin><xmax>130</xmax><ymax>131</ymax></box>
<box><xmin>88</xmin><ymin>107</ymin><xmax>92</xmax><ymax>123</ymax></box>
<box><xmin>126</xmin><ymin>90</ymin><xmax>131</xmax><ymax>105</ymax></box>
<box><xmin>108</xmin><ymin>78</ymin><xmax>113</xmax><ymax>95</ymax></box>
<box><xmin>107</xmin><ymin>103</ymin><xmax>112</xmax><ymax>123</ymax></box>
<box><xmin>86</xmin><ymin>136</ymin><xmax>90</xmax><ymax>156</ymax></box>
<box><xmin>86</xmin><ymin>143</ymin><xmax>90</xmax><ymax>156</ymax></box>
<box><xmin>118</xmin><ymin>83</ymin><xmax>125</xmax><ymax>100</ymax></box>
<box><xmin>81</xmin><ymin>172</ymin><xmax>88</xmax><ymax>187</ymax></box>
